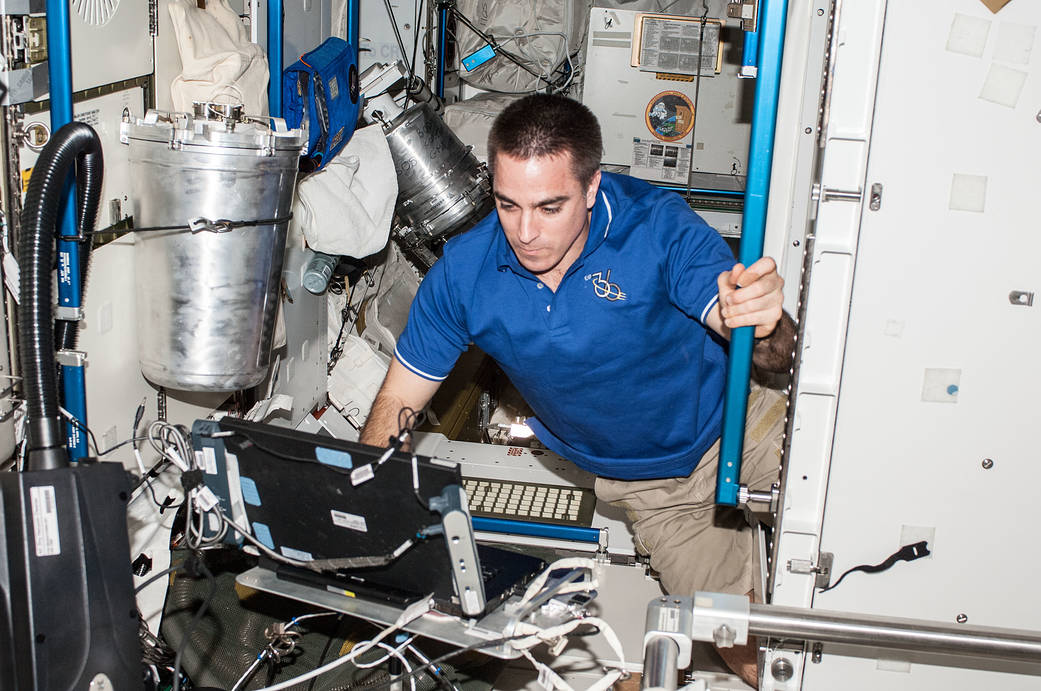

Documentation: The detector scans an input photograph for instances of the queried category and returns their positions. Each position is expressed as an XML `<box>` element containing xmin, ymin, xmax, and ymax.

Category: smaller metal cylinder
<box><xmin>302</xmin><ymin>251</ymin><xmax>339</xmax><ymax>294</ymax></box>
<box><xmin>642</xmin><ymin>636</ymin><xmax>679</xmax><ymax>691</ymax></box>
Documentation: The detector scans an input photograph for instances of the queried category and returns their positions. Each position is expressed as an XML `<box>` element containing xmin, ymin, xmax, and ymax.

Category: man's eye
<box><xmin>498</xmin><ymin>201</ymin><xmax>516</xmax><ymax>211</ymax></box>
<box><xmin>542</xmin><ymin>207</ymin><xmax>560</xmax><ymax>214</ymax></box>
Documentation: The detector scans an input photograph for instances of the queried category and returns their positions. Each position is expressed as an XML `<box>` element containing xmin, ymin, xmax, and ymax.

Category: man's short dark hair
<box><xmin>487</xmin><ymin>94</ymin><xmax>603</xmax><ymax>187</ymax></box>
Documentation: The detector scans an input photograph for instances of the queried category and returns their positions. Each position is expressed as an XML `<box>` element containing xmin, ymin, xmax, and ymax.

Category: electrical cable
<box><xmin>231</xmin><ymin>612</ymin><xmax>341</xmax><ymax>691</ymax></box>
<box><xmin>511</xmin><ymin>558</ymin><xmax>600</xmax><ymax>613</ymax></box>
<box><xmin>329</xmin><ymin>263</ymin><xmax>384</xmax><ymax>373</ymax></box>
<box><xmin>134</xmin><ymin>563</ymin><xmax>183</xmax><ymax>594</ymax></box>
<box><xmin>215</xmin><ymin>510</ymin><xmax>310</xmax><ymax>568</ymax></box>
<box><xmin>404</xmin><ymin>642</ymin><xmax>460</xmax><ymax>691</ymax></box>
<box><xmin>354</xmin><ymin>636</ymin><xmax>418</xmax><ymax>691</ymax></box>
<box><xmin>449</xmin><ymin>7</ymin><xmax>552</xmax><ymax>84</ymax></box>
<box><xmin>683</xmin><ymin>1</ymin><xmax>711</xmax><ymax>204</ymax></box>
<box><xmin>248</xmin><ymin>598</ymin><xmax>432</xmax><ymax>691</ymax></box>
<box><xmin>328</xmin><ymin>273</ymin><xmax>361</xmax><ymax>372</ymax></box>
<box><xmin>223</xmin><ymin>428</ymin><xmax>350</xmax><ymax>472</ymax></box>
<box><xmin>367</xmin><ymin>634</ymin><xmax>533</xmax><ymax>690</ymax></box>
<box><xmin>57</xmin><ymin>405</ymin><xmax>100</xmax><ymax>456</ymax></box>
<box><xmin>96</xmin><ymin>434</ymin><xmax>148</xmax><ymax>457</ymax></box>
<box><xmin>305</xmin><ymin>614</ymin><xmax>346</xmax><ymax>691</ymax></box>
<box><xmin>403</xmin><ymin>0</ymin><xmax>426</xmax><ymax>111</ymax></box>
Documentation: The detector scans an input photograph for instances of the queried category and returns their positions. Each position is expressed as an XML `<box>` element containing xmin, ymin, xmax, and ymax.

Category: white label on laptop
<box><xmin>350</xmin><ymin>464</ymin><xmax>375</xmax><ymax>486</ymax></box>
<box><xmin>30</xmin><ymin>486</ymin><xmax>60</xmax><ymax>557</ymax></box>
<box><xmin>281</xmin><ymin>546</ymin><xmax>313</xmax><ymax>561</ymax></box>
<box><xmin>331</xmin><ymin>509</ymin><xmax>368</xmax><ymax>533</ymax></box>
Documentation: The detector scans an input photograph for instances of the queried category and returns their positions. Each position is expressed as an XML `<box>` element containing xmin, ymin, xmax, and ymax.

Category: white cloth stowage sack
<box><xmin>167</xmin><ymin>0</ymin><xmax>269</xmax><ymax>115</ymax></box>
<box><xmin>292</xmin><ymin>124</ymin><xmax>399</xmax><ymax>260</ymax></box>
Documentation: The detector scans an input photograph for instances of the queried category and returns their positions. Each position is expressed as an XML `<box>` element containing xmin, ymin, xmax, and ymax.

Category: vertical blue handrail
<box><xmin>348</xmin><ymin>0</ymin><xmax>359</xmax><ymax>57</ymax></box>
<box><xmin>741</xmin><ymin>27</ymin><xmax>760</xmax><ymax>78</ymax></box>
<box><xmin>437</xmin><ymin>8</ymin><xmax>448</xmax><ymax>99</ymax></box>
<box><xmin>268</xmin><ymin>0</ymin><xmax>284</xmax><ymax>117</ymax></box>
<box><xmin>46</xmin><ymin>0</ymin><xmax>86</xmax><ymax>461</ymax></box>
<box><xmin>715</xmin><ymin>0</ymin><xmax>789</xmax><ymax>506</ymax></box>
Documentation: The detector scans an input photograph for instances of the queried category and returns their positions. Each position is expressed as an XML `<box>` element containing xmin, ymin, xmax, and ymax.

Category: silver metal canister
<box><xmin>121</xmin><ymin>105</ymin><xmax>305</xmax><ymax>391</ymax></box>
<box><xmin>383</xmin><ymin>102</ymin><xmax>493</xmax><ymax>244</ymax></box>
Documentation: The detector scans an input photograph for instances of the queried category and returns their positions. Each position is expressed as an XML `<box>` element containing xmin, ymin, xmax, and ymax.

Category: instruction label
<box><xmin>30</xmin><ymin>485</ymin><xmax>61</xmax><ymax>557</ymax></box>
<box><xmin>658</xmin><ymin>605</ymin><xmax>680</xmax><ymax>633</ymax></box>
<box><xmin>632</xmin><ymin>139</ymin><xmax>692</xmax><ymax>182</ymax></box>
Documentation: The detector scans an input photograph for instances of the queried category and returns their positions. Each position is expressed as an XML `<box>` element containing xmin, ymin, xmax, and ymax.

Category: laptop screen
<box><xmin>194</xmin><ymin>418</ymin><xmax>544</xmax><ymax>614</ymax></box>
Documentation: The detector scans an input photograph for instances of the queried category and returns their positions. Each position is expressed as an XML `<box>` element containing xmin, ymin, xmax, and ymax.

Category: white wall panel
<box><xmin>791</xmin><ymin>0</ymin><xmax>1041</xmax><ymax>687</ymax></box>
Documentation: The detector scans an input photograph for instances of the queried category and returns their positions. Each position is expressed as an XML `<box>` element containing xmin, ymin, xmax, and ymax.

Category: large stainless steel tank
<box><xmin>121</xmin><ymin>104</ymin><xmax>305</xmax><ymax>391</ymax></box>
<box><xmin>383</xmin><ymin>103</ymin><xmax>493</xmax><ymax>268</ymax></box>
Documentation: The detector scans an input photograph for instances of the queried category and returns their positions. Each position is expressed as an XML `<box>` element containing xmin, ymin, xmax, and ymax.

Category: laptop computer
<box><xmin>192</xmin><ymin>417</ymin><xmax>545</xmax><ymax>617</ymax></box>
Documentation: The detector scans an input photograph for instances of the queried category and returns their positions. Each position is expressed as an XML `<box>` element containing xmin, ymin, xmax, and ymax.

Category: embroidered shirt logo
<box><xmin>586</xmin><ymin>270</ymin><xmax>627</xmax><ymax>301</ymax></box>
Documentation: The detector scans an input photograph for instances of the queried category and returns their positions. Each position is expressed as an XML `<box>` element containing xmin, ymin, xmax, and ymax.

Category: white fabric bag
<box><xmin>167</xmin><ymin>0</ymin><xmax>269</xmax><ymax>115</ymax></box>
<box><xmin>292</xmin><ymin>124</ymin><xmax>398</xmax><ymax>259</ymax></box>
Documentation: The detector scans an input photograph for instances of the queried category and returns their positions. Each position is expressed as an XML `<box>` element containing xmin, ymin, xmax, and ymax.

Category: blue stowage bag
<box><xmin>282</xmin><ymin>37</ymin><xmax>360</xmax><ymax>172</ymax></box>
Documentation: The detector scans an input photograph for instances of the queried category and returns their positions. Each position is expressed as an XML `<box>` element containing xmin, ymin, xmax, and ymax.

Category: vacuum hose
<box><xmin>18</xmin><ymin>121</ymin><xmax>103</xmax><ymax>471</ymax></box>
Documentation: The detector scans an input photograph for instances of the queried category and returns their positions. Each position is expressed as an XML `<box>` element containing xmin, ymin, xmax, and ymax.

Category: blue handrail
<box><xmin>437</xmin><ymin>8</ymin><xmax>448</xmax><ymax>99</ymax></box>
<box><xmin>347</xmin><ymin>0</ymin><xmax>359</xmax><ymax>55</ymax></box>
<box><xmin>46</xmin><ymin>0</ymin><xmax>86</xmax><ymax>461</ymax></box>
<box><xmin>267</xmin><ymin>0</ymin><xmax>283</xmax><ymax>117</ymax></box>
<box><xmin>471</xmin><ymin>517</ymin><xmax>602</xmax><ymax>544</ymax></box>
<box><xmin>715</xmin><ymin>0</ymin><xmax>789</xmax><ymax>506</ymax></box>
<box><xmin>741</xmin><ymin>26</ymin><xmax>760</xmax><ymax>78</ymax></box>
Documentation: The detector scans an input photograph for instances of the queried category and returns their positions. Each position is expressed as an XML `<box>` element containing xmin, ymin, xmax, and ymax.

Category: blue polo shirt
<box><xmin>394</xmin><ymin>172</ymin><xmax>735</xmax><ymax>480</ymax></box>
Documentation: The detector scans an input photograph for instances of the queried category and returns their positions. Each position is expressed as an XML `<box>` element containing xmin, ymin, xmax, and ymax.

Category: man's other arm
<box><xmin>705</xmin><ymin>256</ymin><xmax>796</xmax><ymax>373</ymax></box>
<box><xmin>359</xmin><ymin>359</ymin><xmax>443</xmax><ymax>447</ymax></box>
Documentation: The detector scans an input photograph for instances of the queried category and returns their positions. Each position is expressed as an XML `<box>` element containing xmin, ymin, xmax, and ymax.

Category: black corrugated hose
<box><xmin>18</xmin><ymin>121</ymin><xmax>103</xmax><ymax>471</ymax></box>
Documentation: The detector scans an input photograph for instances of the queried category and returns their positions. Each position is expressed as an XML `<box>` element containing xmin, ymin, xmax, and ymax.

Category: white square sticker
<box><xmin>331</xmin><ymin>509</ymin><xmax>368</xmax><ymax>533</ymax></box>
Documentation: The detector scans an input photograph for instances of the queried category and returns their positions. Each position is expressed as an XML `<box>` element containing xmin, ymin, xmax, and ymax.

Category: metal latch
<box><xmin>812</xmin><ymin>184</ymin><xmax>863</xmax><ymax>203</ymax></box>
<box><xmin>726</xmin><ymin>0</ymin><xmax>758</xmax><ymax>31</ymax></box>
<box><xmin>787</xmin><ymin>552</ymin><xmax>833</xmax><ymax>589</ymax></box>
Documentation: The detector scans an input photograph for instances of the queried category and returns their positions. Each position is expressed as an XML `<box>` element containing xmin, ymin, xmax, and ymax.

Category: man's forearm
<box><xmin>752</xmin><ymin>311</ymin><xmax>796</xmax><ymax>373</ymax></box>
<box><xmin>359</xmin><ymin>391</ymin><xmax>412</xmax><ymax>448</ymax></box>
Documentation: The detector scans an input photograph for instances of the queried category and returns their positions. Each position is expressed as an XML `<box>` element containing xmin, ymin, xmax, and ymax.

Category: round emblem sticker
<box><xmin>645</xmin><ymin>91</ymin><xmax>696</xmax><ymax>142</ymax></box>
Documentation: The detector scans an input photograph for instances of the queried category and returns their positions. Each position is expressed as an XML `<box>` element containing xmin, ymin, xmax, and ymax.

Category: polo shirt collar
<box><xmin>495</xmin><ymin>186</ymin><xmax>616</xmax><ymax>275</ymax></box>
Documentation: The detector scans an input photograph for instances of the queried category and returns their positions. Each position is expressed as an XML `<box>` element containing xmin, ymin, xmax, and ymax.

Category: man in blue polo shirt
<box><xmin>361</xmin><ymin>94</ymin><xmax>793</xmax><ymax>684</ymax></box>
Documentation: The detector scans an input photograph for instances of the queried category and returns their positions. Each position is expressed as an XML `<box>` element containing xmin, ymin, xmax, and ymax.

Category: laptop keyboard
<box><xmin>462</xmin><ymin>478</ymin><xmax>597</xmax><ymax>527</ymax></box>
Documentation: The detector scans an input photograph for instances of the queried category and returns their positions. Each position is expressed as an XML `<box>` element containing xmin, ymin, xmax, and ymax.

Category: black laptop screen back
<box><xmin>215</xmin><ymin>418</ymin><xmax>461</xmax><ymax>601</ymax></box>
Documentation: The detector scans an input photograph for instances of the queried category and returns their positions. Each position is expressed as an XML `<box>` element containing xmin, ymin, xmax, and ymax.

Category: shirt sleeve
<box><xmin>660</xmin><ymin>198</ymin><xmax>736</xmax><ymax>323</ymax></box>
<box><xmin>393</xmin><ymin>254</ymin><xmax>471</xmax><ymax>381</ymax></box>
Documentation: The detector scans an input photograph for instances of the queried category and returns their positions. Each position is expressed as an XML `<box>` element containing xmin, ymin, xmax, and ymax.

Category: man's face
<box><xmin>492</xmin><ymin>152</ymin><xmax>601</xmax><ymax>279</ymax></box>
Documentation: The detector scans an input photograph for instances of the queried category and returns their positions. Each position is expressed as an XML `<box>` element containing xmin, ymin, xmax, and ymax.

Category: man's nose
<box><xmin>517</xmin><ymin>211</ymin><xmax>539</xmax><ymax>244</ymax></box>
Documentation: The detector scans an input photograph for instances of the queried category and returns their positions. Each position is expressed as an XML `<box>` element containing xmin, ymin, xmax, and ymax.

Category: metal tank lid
<box><xmin>119</xmin><ymin>101</ymin><xmax>306</xmax><ymax>155</ymax></box>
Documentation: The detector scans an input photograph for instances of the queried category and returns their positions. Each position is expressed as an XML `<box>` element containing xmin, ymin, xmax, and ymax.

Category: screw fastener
<box><xmin>771</xmin><ymin>658</ymin><xmax>795</xmax><ymax>682</ymax></box>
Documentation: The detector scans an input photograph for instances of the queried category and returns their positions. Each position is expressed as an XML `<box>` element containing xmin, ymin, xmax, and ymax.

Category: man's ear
<box><xmin>585</xmin><ymin>169</ymin><xmax>602</xmax><ymax>209</ymax></box>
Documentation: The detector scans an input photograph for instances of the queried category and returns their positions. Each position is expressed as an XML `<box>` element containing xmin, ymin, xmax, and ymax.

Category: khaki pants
<box><xmin>595</xmin><ymin>384</ymin><xmax>787</xmax><ymax>596</ymax></box>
